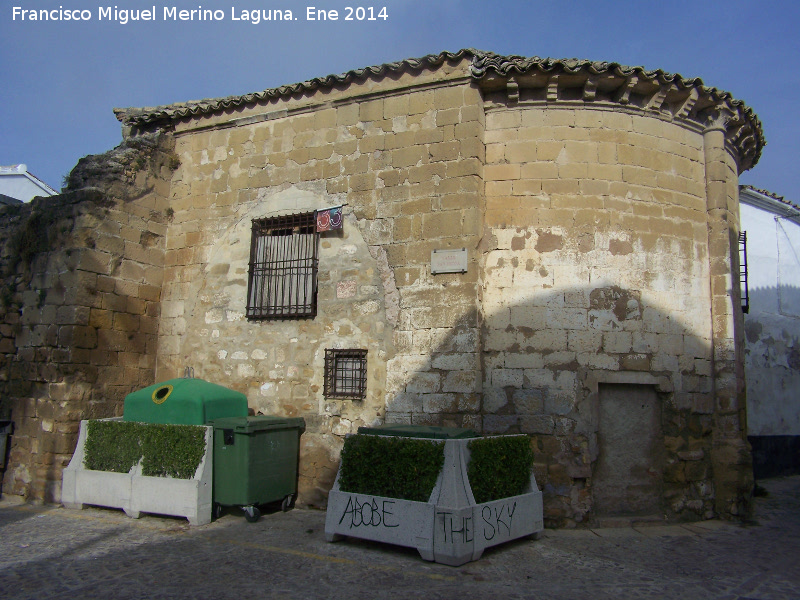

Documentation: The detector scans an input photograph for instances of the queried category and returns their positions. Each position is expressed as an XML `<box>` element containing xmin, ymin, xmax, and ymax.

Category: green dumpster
<box><xmin>210</xmin><ymin>416</ymin><xmax>305</xmax><ymax>522</ymax></box>
<box><xmin>123</xmin><ymin>378</ymin><xmax>248</xmax><ymax>425</ymax></box>
<box><xmin>357</xmin><ymin>424</ymin><xmax>478</xmax><ymax>439</ymax></box>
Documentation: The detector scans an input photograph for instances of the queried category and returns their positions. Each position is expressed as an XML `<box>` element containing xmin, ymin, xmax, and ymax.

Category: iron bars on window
<box><xmin>246</xmin><ymin>212</ymin><xmax>319</xmax><ymax>320</ymax></box>
<box><xmin>324</xmin><ymin>349</ymin><xmax>368</xmax><ymax>400</ymax></box>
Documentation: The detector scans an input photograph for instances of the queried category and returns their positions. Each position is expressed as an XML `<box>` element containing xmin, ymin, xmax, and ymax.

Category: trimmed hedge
<box><xmin>84</xmin><ymin>421</ymin><xmax>206</xmax><ymax>480</ymax></box>
<box><xmin>338</xmin><ymin>435</ymin><xmax>445</xmax><ymax>502</ymax></box>
<box><xmin>337</xmin><ymin>433</ymin><xmax>534</xmax><ymax>504</ymax></box>
<box><xmin>84</xmin><ymin>421</ymin><xmax>141</xmax><ymax>474</ymax></box>
<box><xmin>467</xmin><ymin>435</ymin><xmax>534</xmax><ymax>504</ymax></box>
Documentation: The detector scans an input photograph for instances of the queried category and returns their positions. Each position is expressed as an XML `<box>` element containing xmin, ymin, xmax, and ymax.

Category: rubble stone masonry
<box><xmin>1</xmin><ymin>135</ymin><xmax>173</xmax><ymax>500</ymax></box>
<box><xmin>1</xmin><ymin>50</ymin><xmax>763</xmax><ymax>525</ymax></box>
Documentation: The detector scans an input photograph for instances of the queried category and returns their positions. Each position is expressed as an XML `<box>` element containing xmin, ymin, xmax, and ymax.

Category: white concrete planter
<box><xmin>61</xmin><ymin>419</ymin><xmax>213</xmax><ymax>526</ymax></box>
<box><xmin>325</xmin><ymin>436</ymin><xmax>544</xmax><ymax>566</ymax></box>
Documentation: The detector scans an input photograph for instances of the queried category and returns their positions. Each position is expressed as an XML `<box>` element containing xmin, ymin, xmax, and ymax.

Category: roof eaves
<box><xmin>114</xmin><ymin>49</ymin><xmax>477</xmax><ymax>128</ymax></box>
<box><xmin>0</xmin><ymin>165</ymin><xmax>57</xmax><ymax>197</ymax></box>
<box><xmin>740</xmin><ymin>185</ymin><xmax>800</xmax><ymax>214</ymax></box>
<box><xmin>114</xmin><ymin>48</ymin><xmax>765</xmax><ymax>170</ymax></box>
<box><xmin>24</xmin><ymin>170</ymin><xmax>58</xmax><ymax>196</ymax></box>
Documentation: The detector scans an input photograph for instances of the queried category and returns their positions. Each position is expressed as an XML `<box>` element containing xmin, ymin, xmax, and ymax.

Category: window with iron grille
<box><xmin>324</xmin><ymin>349</ymin><xmax>367</xmax><ymax>400</ymax></box>
<box><xmin>246</xmin><ymin>212</ymin><xmax>319</xmax><ymax>320</ymax></box>
<box><xmin>739</xmin><ymin>231</ymin><xmax>749</xmax><ymax>314</ymax></box>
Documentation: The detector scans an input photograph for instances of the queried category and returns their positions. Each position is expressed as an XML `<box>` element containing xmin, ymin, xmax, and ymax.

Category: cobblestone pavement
<box><xmin>1</xmin><ymin>476</ymin><xmax>798</xmax><ymax>600</ymax></box>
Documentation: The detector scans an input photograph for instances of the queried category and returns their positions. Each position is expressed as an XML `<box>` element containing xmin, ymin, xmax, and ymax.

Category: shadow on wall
<box><xmin>743</xmin><ymin>286</ymin><xmax>800</xmax><ymax>465</ymax></box>
<box><xmin>745</xmin><ymin>285</ymin><xmax>800</xmax><ymax>368</ymax></box>
<box><xmin>384</xmin><ymin>283</ymin><xmax>729</xmax><ymax>526</ymax></box>
<box><xmin>745</xmin><ymin>285</ymin><xmax>800</xmax><ymax>320</ymax></box>
<box><xmin>778</xmin><ymin>285</ymin><xmax>800</xmax><ymax>319</ymax></box>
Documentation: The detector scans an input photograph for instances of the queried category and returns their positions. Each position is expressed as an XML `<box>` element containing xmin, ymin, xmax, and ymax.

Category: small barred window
<box><xmin>324</xmin><ymin>349</ymin><xmax>367</xmax><ymax>400</ymax></box>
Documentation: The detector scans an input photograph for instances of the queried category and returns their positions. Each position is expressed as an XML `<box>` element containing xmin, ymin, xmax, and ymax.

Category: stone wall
<box><xmin>0</xmin><ymin>134</ymin><xmax>174</xmax><ymax>500</ymax></box>
<box><xmin>480</xmin><ymin>105</ymin><xmax>722</xmax><ymax>523</ymax></box>
<box><xmin>145</xmin><ymin>52</ymin><xmax>756</xmax><ymax>522</ymax></box>
<box><xmin>158</xmin><ymin>63</ymin><xmax>485</xmax><ymax>505</ymax></box>
<box><xmin>3</xmin><ymin>50</ymin><xmax>761</xmax><ymax>524</ymax></box>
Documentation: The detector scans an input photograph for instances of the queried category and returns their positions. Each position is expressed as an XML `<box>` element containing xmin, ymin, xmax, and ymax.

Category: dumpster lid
<box><xmin>127</xmin><ymin>378</ymin><xmax>246</xmax><ymax>403</ymax></box>
<box><xmin>123</xmin><ymin>377</ymin><xmax>248</xmax><ymax>425</ymax></box>
<box><xmin>357</xmin><ymin>424</ymin><xmax>478</xmax><ymax>439</ymax></box>
<box><xmin>210</xmin><ymin>415</ymin><xmax>306</xmax><ymax>433</ymax></box>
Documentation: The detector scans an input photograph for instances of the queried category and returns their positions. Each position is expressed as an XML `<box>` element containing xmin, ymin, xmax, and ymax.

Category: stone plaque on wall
<box><xmin>431</xmin><ymin>248</ymin><xmax>468</xmax><ymax>274</ymax></box>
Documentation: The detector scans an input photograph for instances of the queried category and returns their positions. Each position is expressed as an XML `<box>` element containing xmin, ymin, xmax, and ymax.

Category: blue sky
<box><xmin>2</xmin><ymin>0</ymin><xmax>798</xmax><ymax>198</ymax></box>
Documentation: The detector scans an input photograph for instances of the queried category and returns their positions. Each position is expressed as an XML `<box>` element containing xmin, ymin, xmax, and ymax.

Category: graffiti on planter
<box><xmin>338</xmin><ymin>496</ymin><xmax>400</xmax><ymax>529</ymax></box>
<box><xmin>480</xmin><ymin>501</ymin><xmax>517</xmax><ymax>541</ymax></box>
<box><xmin>436</xmin><ymin>501</ymin><xmax>519</xmax><ymax>545</ymax></box>
<box><xmin>436</xmin><ymin>511</ymin><xmax>474</xmax><ymax>544</ymax></box>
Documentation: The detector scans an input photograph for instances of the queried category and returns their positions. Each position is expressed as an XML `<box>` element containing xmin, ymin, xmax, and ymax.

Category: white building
<box><xmin>739</xmin><ymin>185</ymin><xmax>800</xmax><ymax>478</ymax></box>
<box><xmin>0</xmin><ymin>164</ymin><xmax>57</xmax><ymax>203</ymax></box>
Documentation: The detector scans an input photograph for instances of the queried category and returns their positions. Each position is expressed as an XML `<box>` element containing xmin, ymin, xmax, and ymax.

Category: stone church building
<box><xmin>0</xmin><ymin>49</ymin><xmax>763</xmax><ymax>526</ymax></box>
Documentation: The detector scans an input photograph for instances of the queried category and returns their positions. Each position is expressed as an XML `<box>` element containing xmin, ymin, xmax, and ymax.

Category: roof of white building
<box><xmin>0</xmin><ymin>164</ymin><xmax>58</xmax><ymax>201</ymax></box>
<box><xmin>740</xmin><ymin>185</ymin><xmax>800</xmax><ymax>216</ymax></box>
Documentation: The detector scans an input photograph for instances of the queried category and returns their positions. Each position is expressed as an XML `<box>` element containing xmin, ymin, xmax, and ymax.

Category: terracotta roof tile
<box><xmin>114</xmin><ymin>49</ymin><xmax>473</xmax><ymax>128</ymax></box>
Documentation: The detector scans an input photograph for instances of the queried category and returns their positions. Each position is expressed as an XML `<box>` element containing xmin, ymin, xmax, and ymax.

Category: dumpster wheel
<box><xmin>281</xmin><ymin>494</ymin><xmax>296</xmax><ymax>512</ymax></box>
<box><xmin>243</xmin><ymin>505</ymin><xmax>261</xmax><ymax>523</ymax></box>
